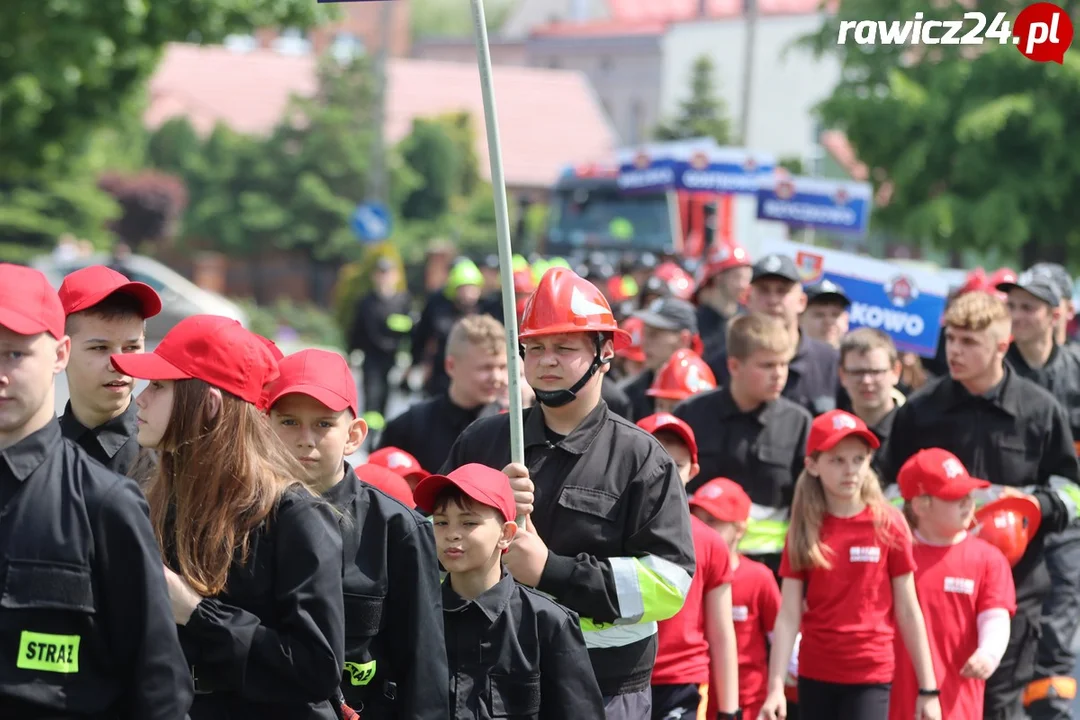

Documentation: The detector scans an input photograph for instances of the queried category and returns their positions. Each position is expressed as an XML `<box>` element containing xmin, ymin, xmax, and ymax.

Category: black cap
<box><xmin>481</xmin><ymin>254</ymin><xmax>500</xmax><ymax>270</ymax></box>
<box><xmin>998</xmin><ymin>269</ymin><xmax>1062</xmax><ymax>307</ymax></box>
<box><xmin>1029</xmin><ymin>263</ymin><xmax>1073</xmax><ymax>300</ymax></box>
<box><xmin>752</xmin><ymin>254</ymin><xmax>801</xmax><ymax>284</ymax></box>
<box><xmin>373</xmin><ymin>257</ymin><xmax>395</xmax><ymax>272</ymax></box>
<box><xmin>634</xmin><ymin>297</ymin><xmax>698</xmax><ymax>334</ymax></box>
<box><xmin>806</xmin><ymin>279</ymin><xmax>851</xmax><ymax>307</ymax></box>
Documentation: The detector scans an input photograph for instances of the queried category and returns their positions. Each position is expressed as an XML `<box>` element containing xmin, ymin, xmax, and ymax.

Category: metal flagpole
<box><xmin>468</xmin><ymin>0</ymin><xmax>527</xmax><ymax>527</ymax></box>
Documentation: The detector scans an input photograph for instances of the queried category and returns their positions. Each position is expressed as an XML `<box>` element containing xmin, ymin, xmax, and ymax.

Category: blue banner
<box><xmin>616</xmin><ymin>139</ymin><xmax>774</xmax><ymax>195</ymax></box>
<box><xmin>761</xmin><ymin>239</ymin><xmax>949</xmax><ymax>357</ymax></box>
<box><xmin>756</xmin><ymin>176</ymin><xmax>872</xmax><ymax>235</ymax></box>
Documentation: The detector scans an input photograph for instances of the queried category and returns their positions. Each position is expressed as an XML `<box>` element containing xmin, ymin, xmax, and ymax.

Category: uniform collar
<box><xmin>715</xmin><ymin>385</ymin><xmax>777</xmax><ymax>423</ymax></box>
<box><xmin>2</xmin><ymin>418</ymin><xmax>62</xmax><ymax>482</ymax></box>
<box><xmin>942</xmin><ymin>364</ymin><xmax>1015</xmax><ymax>412</ymax></box>
<box><xmin>442</xmin><ymin>570</ymin><xmax>515</xmax><ymax>624</ymax></box>
<box><xmin>324</xmin><ymin>462</ymin><xmax>361</xmax><ymax>507</ymax></box>
<box><xmin>1006</xmin><ymin>342</ymin><xmax>1063</xmax><ymax>373</ymax></box>
<box><xmin>60</xmin><ymin>399</ymin><xmax>138</xmax><ymax>459</ymax></box>
<box><xmin>523</xmin><ymin>400</ymin><xmax>608</xmax><ymax>455</ymax></box>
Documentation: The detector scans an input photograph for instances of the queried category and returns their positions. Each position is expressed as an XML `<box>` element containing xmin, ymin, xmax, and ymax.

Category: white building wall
<box><xmin>661</xmin><ymin>14</ymin><xmax>842</xmax><ymax>162</ymax></box>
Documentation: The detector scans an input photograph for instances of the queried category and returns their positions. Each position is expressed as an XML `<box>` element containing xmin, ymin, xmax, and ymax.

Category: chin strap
<box><xmin>528</xmin><ymin>334</ymin><xmax>610</xmax><ymax>408</ymax></box>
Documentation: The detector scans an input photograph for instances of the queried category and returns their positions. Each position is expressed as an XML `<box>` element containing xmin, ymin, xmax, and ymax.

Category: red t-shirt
<box><xmin>779</xmin><ymin>505</ymin><xmax>916</xmax><ymax>685</ymax></box>
<box><xmin>653</xmin><ymin>515</ymin><xmax>733</xmax><ymax>685</ymax></box>
<box><xmin>707</xmin><ymin>556</ymin><xmax>781</xmax><ymax>720</ymax></box>
<box><xmin>889</xmin><ymin>534</ymin><xmax>1016</xmax><ymax>720</ymax></box>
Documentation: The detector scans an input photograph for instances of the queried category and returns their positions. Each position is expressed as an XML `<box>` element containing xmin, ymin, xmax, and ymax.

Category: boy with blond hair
<box><xmin>880</xmin><ymin>290</ymin><xmax>1080</xmax><ymax>718</ymax></box>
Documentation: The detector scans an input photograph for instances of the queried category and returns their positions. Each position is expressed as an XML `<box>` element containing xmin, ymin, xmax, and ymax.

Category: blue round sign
<box><xmin>350</xmin><ymin>202</ymin><xmax>392</xmax><ymax>244</ymax></box>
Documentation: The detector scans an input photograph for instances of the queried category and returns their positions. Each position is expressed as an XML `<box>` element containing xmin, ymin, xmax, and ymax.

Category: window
<box><xmin>548</xmin><ymin>57</ymin><xmax>561</xmax><ymax>69</ymax></box>
<box><xmin>224</xmin><ymin>34</ymin><xmax>258</xmax><ymax>53</ymax></box>
<box><xmin>274</xmin><ymin>27</ymin><xmax>312</xmax><ymax>56</ymax></box>
<box><xmin>629</xmin><ymin>100</ymin><xmax>645</xmax><ymax>144</ymax></box>
<box><xmin>331</xmin><ymin>33</ymin><xmax>366</xmax><ymax>62</ymax></box>
<box><xmin>599</xmin><ymin>56</ymin><xmax>612</xmax><ymax>72</ymax></box>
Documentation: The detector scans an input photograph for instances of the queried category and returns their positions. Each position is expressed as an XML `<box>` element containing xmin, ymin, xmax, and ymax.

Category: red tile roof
<box><xmin>146</xmin><ymin>43</ymin><xmax>617</xmax><ymax>190</ymax></box>
<box><xmin>605</xmin><ymin>0</ymin><xmax>830</xmax><ymax>22</ymax></box>
<box><xmin>531</xmin><ymin>19</ymin><xmax>668</xmax><ymax>37</ymax></box>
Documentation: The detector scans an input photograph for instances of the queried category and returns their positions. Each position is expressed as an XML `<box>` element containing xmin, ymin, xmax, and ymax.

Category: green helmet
<box><xmin>512</xmin><ymin>254</ymin><xmax>530</xmax><ymax>273</ymax></box>
<box><xmin>445</xmin><ymin>259</ymin><xmax>484</xmax><ymax>298</ymax></box>
<box><xmin>547</xmin><ymin>256</ymin><xmax>571</xmax><ymax>269</ymax></box>
<box><xmin>531</xmin><ymin>259</ymin><xmax>550</xmax><ymax>286</ymax></box>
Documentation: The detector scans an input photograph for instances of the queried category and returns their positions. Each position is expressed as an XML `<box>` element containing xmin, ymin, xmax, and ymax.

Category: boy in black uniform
<box><xmin>266</xmin><ymin>348</ymin><xmax>448</xmax><ymax>720</ymax></box>
<box><xmin>441</xmin><ymin>267</ymin><xmax>696</xmax><ymax>720</ymax></box>
<box><xmin>997</xmin><ymin>270</ymin><xmax>1080</xmax><ymax>720</ymax></box>
<box><xmin>57</xmin><ymin>265</ymin><xmax>162</xmax><ymax>478</ymax></box>
<box><xmin>619</xmin><ymin>297</ymin><xmax>699</xmax><ymax>422</ymax></box>
<box><xmin>0</xmin><ymin>263</ymin><xmax>192</xmax><ymax>718</ymax></box>
<box><xmin>674</xmin><ymin>312</ymin><xmax>812</xmax><ymax>573</ymax></box>
<box><xmin>414</xmin><ymin>463</ymin><xmax>605</xmax><ymax>719</ymax></box>
<box><xmin>878</xmin><ymin>290</ymin><xmax>1080</xmax><ymax>720</ymax></box>
<box><xmin>379</xmin><ymin>314</ymin><xmax>507</xmax><ymax>475</ymax></box>
<box><xmin>705</xmin><ymin>254</ymin><xmax>839</xmax><ymax>416</ymax></box>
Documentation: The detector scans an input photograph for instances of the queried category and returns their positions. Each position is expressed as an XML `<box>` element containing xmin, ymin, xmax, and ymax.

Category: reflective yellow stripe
<box><xmin>608</xmin><ymin>555</ymin><xmax>692</xmax><ymax>624</ymax></box>
<box><xmin>386</xmin><ymin>313</ymin><xmax>413</xmax><ymax>332</ymax></box>
<box><xmin>738</xmin><ymin>504</ymin><xmax>789</xmax><ymax>555</ymax></box>
<box><xmin>579</xmin><ymin>620</ymin><xmax>656</xmax><ymax>649</ymax></box>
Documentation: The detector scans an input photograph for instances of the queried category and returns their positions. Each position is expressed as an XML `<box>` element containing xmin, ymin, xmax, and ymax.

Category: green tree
<box><xmin>654</xmin><ymin>55</ymin><xmax>733</xmax><ymax>145</ymax></box>
<box><xmin>801</xmin><ymin>0</ymin><xmax>1080</xmax><ymax>265</ymax></box>
<box><xmin>0</xmin><ymin>0</ymin><xmax>330</xmax><ymax>180</ymax></box>
<box><xmin>398</xmin><ymin>118</ymin><xmax>459</xmax><ymax>221</ymax></box>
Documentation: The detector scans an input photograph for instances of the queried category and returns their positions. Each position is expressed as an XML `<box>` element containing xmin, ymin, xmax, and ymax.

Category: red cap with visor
<box><xmin>59</xmin><ymin>265</ymin><xmax>162</xmax><ymax>319</ymax></box>
<box><xmin>0</xmin><ymin>264</ymin><xmax>66</xmax><ymax>339</ymax></box>
<box><xmin>263</xmin><ymin>349</ymin><xmax>359</xmax><ymax>417</ymax></box>
<box><xmin>413</xmin><ymin>463</ymin><xmax>517</xmax><ymax>523</ymax></box>
<box><xmin>806</xmin><ymin>409</ymin><xmax>880</xmax><ymax>455</ymax></box>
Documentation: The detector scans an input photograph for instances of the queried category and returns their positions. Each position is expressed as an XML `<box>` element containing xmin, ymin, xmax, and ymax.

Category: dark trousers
<box><xmin>604</xmin><ymin>689</ymin><xmax>653</xmax><ymax>720</ymax></box>
<box><xmin>985</xmin><ymin>601</ymin><xmax>1042</xmax><ymax>720</ymax></box>
<box><xmin>650</xmin><ymin>684</ymin><xmax>700</xmax><ymax>720</ymax></box>
<box><xmin>1030</xmin><ymin>525</ymin><xmax>1080</xmax><ymax>720</ymax></box>
<box><xmin>362</xmin><ymin>354</ymin><xmax>395</xmax><ymax>419</ymax></box>
<box><xmin>797</xmin><ymin>677</ymin><xmax>890</xmax><ymax>720</ymax></box>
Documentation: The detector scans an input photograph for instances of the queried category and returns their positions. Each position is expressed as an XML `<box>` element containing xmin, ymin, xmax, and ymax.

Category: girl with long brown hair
<box><xmin>758</xmin><ymin>410</ymin><xmax>939</xmax><ymax>720</ymax></box>
<box><xmin>113</xmin><ymin>315</ymin><xmax>345</xmax><ymax>720</ymax></box>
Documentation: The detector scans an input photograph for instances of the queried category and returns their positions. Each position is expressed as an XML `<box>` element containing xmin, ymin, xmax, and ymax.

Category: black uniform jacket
<box><xmin>878</xmin><ymin>368</ymin><xmax>1080</xmax><ymax>602</ymax></box>
<box><xmin>440</xmin><ymin>402</ymin><xmax>696</xmax><ymax>696</ymax></box>
<box><xmin>348</xmin><ymin>291</ymin><xmax>412</xmax><ymax>362</ymax></box>
<box><xmin>443</xmin><ymin>572</ymin><xmax>605</xmax><ymax>720</ymax></box>
<box><xmin>0</xmin><ymin>419</ymin><xmax>193</xmax><ymax>720</ymax></box>
<box><xmin>618</xmin><ymin>370</ymin><xmax>655</xmax><ymax>422</ymax></box>
<box><xmin>326</xmin><ymin>464</ymin><xmax>448</xmax><ymax>719</ymax></box>
<box><xmin>1006</xmin><ymin>342</ymin><xmax>1080</xmax><ymax>440</ymax></box>
<box><xmin>59</xmin><ymin>400</ymin><xmax>141</xmax><ymax>478</ymax></box>
<box><xmin>378</xmin><ymin>395</ymin><xmax>501</xmax><ymax>475</ymax></box>
<box><xmin>706</xmin><ymin>332</ymin><xmax>840</xmax><ymax>416</ymax></box>
<box><xmin>674</xmin><ymin>387</ymin><xmax>812</xmax><ymax>500</ymax></box>
<box><xmin>174</xmin><ymin>488</ymin><xmax>345</xmax><ymax>720</ymax></box>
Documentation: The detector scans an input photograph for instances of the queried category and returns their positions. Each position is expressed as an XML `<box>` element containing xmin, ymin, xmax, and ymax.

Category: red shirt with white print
<box><xmin>706</xmin><ymin>555</ymin><xmax>781</xmax><ymax>720</ymax></box>
<box><xmin>653</xmin><ymin>515</ymin><xmax>733</xmax><ymax>685</ymax></box>
<box><xmin>779</xmin><ymin>505</ymin><xmax>916</xmax><ymax>684</ymax></box>
<box><xmin>890</xmin><ymin>534</ymin><xmax>1016</xmax><ymax>720</ymax></box>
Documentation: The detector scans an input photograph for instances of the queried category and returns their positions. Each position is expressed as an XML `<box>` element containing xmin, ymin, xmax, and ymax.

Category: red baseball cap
<box><xmin>258</xmin><ymin>335</ymin><xmax>285</xmax><ymax>361</ymax></box>
<box><xmin>355</xmin><ymin>463</ymin><xmax>416</xmax><ymax>507</ymax></box>
<box><xmin>690</xmin><ymin>478</ymin><xmax>752</xmax><ymax>523</ymax></box>
<box><xmin>806</xmin><ymin>409</ymin><xmax>880</xmax><ymax>455</ymax></box>
<box><xmin>263</xmin><ymin>349</ymin><xmax>359</xmax><ymax>417</ymax></box>
<box><xmin>413</xmin><ymin>463</ymin><xmax>517</xmax><ymax>523</ymax></box>
<box><xmin>0</xmin><ymin>264</ymin><xmax>66</xmax><ymax>339</ymax></box>
<box><xmin>898</xmin><ymin>448</ymin><xmax>990</xmax><ymax>501</ymax></box>
<box><xmin>111</xmin><ymin>314</ymin><xmax>280</xmax><ymax>405</ymax></box>
<box><xmin>368</xmin><ymin>447</ymin><xmax>428</xmax><ymax>480</ymax></box>
<box><xmin>58</xmin><ymin>265</ymin><xmax>162</xmax><ymax>319</ymax></box>
<box><xmin>637</xmin><ymin>412</ymin><xmax>698</xmax><ymax>464</ymax></box>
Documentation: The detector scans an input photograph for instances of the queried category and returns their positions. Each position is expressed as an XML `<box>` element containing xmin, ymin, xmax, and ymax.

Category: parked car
<box><xmin>34</xmin><ymin>253</ymin><xmax>248</xmax><ymax>340</ymax></box>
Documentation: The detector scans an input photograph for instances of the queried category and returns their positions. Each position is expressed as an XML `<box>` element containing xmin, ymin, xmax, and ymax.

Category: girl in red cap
<box><xmin>760</xmin><ymin>410</ymin><xmax>940</xmax><ymax>720</ymax></box>
<box><xmin>113</xmin><ymin>314</ymin><xmax>346</xmax><ymax>720</ymax></box>
<box><xmin>891</xmin><ymin>449</ymin><xmax>1016</xmax><ymax>720</ymax></box>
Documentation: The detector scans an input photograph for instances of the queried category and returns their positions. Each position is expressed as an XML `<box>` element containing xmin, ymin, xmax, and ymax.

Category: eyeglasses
<box><xmin>842</xmin><ymin>368</ymin><xmax>891</xmax><ymax>379</ymax></box>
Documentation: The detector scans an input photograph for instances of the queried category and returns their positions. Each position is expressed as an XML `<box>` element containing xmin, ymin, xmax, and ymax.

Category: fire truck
<box><xmin>541</xmin><ymin>162</ymin><xmax>737</xmax><ymax>261</ymax></box>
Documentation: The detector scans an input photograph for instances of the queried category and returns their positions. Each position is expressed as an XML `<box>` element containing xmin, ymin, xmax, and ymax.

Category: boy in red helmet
<box><xmin>442</xmin><ymin>267</ymin><xmax>697</xmax><ymax>720</ymax></box>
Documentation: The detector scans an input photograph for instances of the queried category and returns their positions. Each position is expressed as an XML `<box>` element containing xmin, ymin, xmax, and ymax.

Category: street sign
<box><xmin>350</xmin><ymin>202</ymin><xmax>392</xmax><ymax>244</ymax></box>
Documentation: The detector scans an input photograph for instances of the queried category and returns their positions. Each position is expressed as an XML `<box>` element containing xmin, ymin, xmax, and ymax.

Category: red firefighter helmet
<box><xmin>956</xmin><ymin>267</ymin><xmax>990</xmax><ymax>296</ymax></box>
<box><xmin>653</xmin><ymin>262</ymin><xmax>696</xmax><ymax>301</ymax></box>
<box><xmin>698</xmin><ymin>241</ymin><xmax>751</xmax><ymax>286</ymax></box>
<box><xmin>647</xmin><ymin>349</ymin><xmax>717</xmax><ymax>401</ymax></box>
<box><xmin>617</xmin><ymin>316</ymin><xmax>646</xmax><ymax>363</ymax></box>
<box><xmin>519</xmin><ymin>267</ymin><xmax>631</xmax><ymax>349</ymax></box>
<box><xmin>971</xmin><ymin>495</ymin><xmax>1042</xmax><ymax>567</ymax></box>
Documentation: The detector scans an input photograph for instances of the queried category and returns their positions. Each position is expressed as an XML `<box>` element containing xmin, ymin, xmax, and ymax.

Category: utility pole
<box><xmin>738</xmin><ymin>0</ymin><xmax>757</xmax><ymax>145</ymax></box>
<box><xmin>369</xmin><ymin>0</ymin><xmax>394</xmax><ymax>205</ymax></box>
